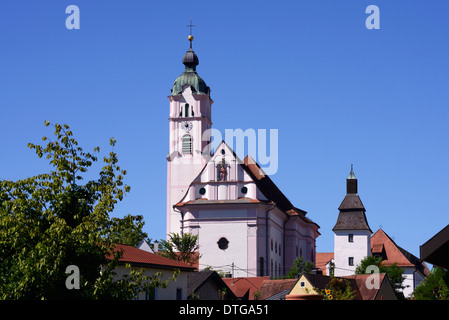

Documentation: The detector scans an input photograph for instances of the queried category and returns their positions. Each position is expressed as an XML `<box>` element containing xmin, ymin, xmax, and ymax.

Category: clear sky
<box><xmin>1</xmin><ymin>1</ymin><xmax>448</xmax><ymax>262</ymax></box>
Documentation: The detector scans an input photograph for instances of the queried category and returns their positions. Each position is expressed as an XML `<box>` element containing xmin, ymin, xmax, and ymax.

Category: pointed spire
<box><xmin>347</xmin><ymin>163</ymin><xmax>356</xmax><ymax>179</ymax></box>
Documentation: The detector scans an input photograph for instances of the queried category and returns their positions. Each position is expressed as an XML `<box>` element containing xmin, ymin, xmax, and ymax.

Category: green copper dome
<box><xmin>171</xmin><ymin>48</ymin><xmax>210</xmax><ymax>96</ymax></box>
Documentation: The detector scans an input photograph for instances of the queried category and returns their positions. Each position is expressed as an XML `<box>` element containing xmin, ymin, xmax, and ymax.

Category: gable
<box><xmin>289</xmin><ymin>275</ymin><xmax>317</xmax><ymax>295</ymax></box>
<box><xmin>174</xmin><ymin>141</ymin><xmax>319</xmax><ymax>230</ymax></box>
<box><xmin>372</xmin><ymin>229</ymin><xmax>429</xmax><ymax>275</ymax></box>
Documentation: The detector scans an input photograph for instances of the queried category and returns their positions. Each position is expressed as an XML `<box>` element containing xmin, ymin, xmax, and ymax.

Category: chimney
<box><xmin>153</xmin><ymin>240</ymin><xmax>159</xmax><ymax>253</ymax></box>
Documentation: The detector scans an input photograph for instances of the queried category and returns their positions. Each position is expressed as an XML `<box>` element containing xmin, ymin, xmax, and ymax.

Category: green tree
<box><xmin>412</xmin><ymin>267</ymin><xmax>449</xmax><ymax>300</ymax></box>
<box><xmin>356</xmin><ymin>255</ymin><xmax>406</xmax><ymax>299</ymax></box>
<box><xmin>109</xmin><ymin>214</ymin><xmax>151</xmax><ymax>247</ymax></box>
<box><xmin>0</xmin><ymin>121</ymin><xmax>172</xmax><ymax>299</ymax></box>
<box><xmin>318</xmin><ymin>277</ymin><xmax>355</xmax><ymax>300</ymax></box>
<box><xmin>159</xmin><ymin>232</ymin><xmax>201</xmax><ymax>266</ymax></box>
<box><xmin>285</xmin><ymin>256</ymin><xmax>314</xmax><ymax>279</ymax></box>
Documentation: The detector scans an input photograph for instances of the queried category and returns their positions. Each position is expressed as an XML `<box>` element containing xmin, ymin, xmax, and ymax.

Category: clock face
<box><xmin>181</xmin><ymin>120</ymin><xmax>192</xmax><ymax>132</ymax></box>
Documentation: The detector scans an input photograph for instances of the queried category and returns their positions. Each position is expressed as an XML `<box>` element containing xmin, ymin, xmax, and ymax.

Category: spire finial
<box><xmin>186</xmin><ymin>19</ymin><xmax>196</xmax><ymax>49</ymax></box>
<box><xmin>347</xmin><ymin>163</ymin><xmax>356</xmax><ymax>180</ymax></box>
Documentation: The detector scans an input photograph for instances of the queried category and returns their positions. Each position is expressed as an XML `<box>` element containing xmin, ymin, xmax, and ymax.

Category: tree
<box><xmin>318</xmin><ymin>277</ymin><xmax>355</xmax><ymax>300</ymax></box>
<box><xmin>356</xmin><ymin>255</ymin><xmax>406</xmax><ymax>299</ymax></box>
<box><xmin>0</xmin><ymin>121</ymin><xmax>172</xmax><ymax>299</ymax></box>
<box><xmin>412</xmin><ymin>267</ymin><xmax>449</xmax><ymax>300</ymax></box>
<box><xmin>285</xmin><ymin>256</ymin><xmax>314</xmax><ymax>279</ymax></box>
<box><xmin>109</xmin><ymin>214</ymin><xmax>151</xmax><ymax>247</ymax></box>
<box><xmin>159</xmin><ymin>232</ymin><xmax>201</xmax><ymax>266</ymax></box>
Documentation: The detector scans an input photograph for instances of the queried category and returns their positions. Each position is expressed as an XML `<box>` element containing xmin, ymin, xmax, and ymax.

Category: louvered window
<box><xmin>182</xmin><ymin>135</ymin><xmax>192</xmax><ymax>154</ymax></box>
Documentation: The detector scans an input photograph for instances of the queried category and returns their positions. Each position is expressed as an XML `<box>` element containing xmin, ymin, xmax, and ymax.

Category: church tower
<box><xmin>166</xmin><ymin>34</ymin><xmax>213</xmax><ymax>236</ymax></box>
<box><xmin>332</xmin><ymin>165</ymin><xmax>372</xmax><ymax>276</ymax></box>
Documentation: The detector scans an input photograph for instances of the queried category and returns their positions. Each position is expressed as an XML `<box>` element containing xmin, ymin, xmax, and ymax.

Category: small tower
<box><xmin>332</xmin><ymin>165</ymin><xmax>372</xmax><ymax>276</ymax></box>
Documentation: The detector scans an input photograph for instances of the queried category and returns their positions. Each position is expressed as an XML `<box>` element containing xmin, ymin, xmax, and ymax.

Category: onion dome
<box><xmin>171</xmin><ymin>35</ymin><xmax>210</xmax><ymax>96</ymax></box>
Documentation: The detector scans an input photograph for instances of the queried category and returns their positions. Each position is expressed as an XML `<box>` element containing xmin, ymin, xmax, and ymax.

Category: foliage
<box><xmin>412</xmin><ymin>267</ymin><xmax>449</xmax><ymax>300</ymax></box>
<box><xmin>318</xmin><ymin>277</ymin><xmax>355</xmax><ymax>300</ymax></box>
<box><xmin>109</xmin><ymin>214</ymin><xmax>150</xmax><ymax>247</ymax></box>
<box><xmin>0</xmin><ymin>121</ymin><xmax>171</xmax><ymax>299</ymax></box>
<box><xmin>159</xmin><ymin>232</ymin><xmax>201</xmax><ymax>266</ymax></box>
<box><xmin>355</xmin><ymin>255</ymin><xmax>406</xmax><ymax>299</ymax></box>
<box><xmin>284</xmin><ymin>256</ymin><xmax>314</xmax><ymax>279</ymax></box>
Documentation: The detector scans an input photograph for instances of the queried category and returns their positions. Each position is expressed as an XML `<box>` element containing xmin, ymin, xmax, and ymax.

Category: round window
<box><xmin>241</xmin><ymin>186</ymin><xmax>248</xmax><ymax>194</ymax></box>
<box><xmin>199</xmin><ymin>187</ymin><xmax>206</xmax><ymax>195</ymax></box>
<box><xmin>217</xmin><ymin>237</ymin><xmax>229</xmax><ymax>250</ymax></box>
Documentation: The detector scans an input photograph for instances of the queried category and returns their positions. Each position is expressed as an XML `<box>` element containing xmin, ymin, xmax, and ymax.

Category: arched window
<box><xmin>259</xmin><ymin>257</ymin><xmax>265</xmax><ymax>276</ymax></box>
<box><xmin>182</xmin><ymin>135</ymin><xmax>192</xmax><ymax>154</ymax></box>
<box><xmin>184</xmin><ymin>103</ymin><xmax>189</xmax><ymax>118</ymax></box>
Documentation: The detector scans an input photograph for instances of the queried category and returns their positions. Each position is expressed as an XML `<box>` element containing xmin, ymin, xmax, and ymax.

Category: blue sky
<box><xmin>1</xmin><ymin>1</ymin><xmax>448</xmax><ymax>261</ymax></box>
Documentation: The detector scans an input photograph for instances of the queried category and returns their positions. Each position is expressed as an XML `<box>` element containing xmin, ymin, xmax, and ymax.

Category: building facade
<box><xmin>166</xmin><ymin>37</ymin><xmax>320</xmax><ymax>278</ymax></box>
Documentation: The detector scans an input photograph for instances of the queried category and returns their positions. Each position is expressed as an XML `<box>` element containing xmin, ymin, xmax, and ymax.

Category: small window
<box><xmin>217</xmin><ymin>237</ymin><xmax>229</xmax><ymax>250</ymax></box>
<box><xmin>241</xmin><ymin>186</ymin><xmax>248</xmax><ymax>194</ymax></box>
<box><xmin>348</xmin><ymin>257</ymin><xmax>354</xmax><ymax>266</ymax></box>
<box><xmin>182</xmin><ymin>135</ymin><xmax>192</xmax><ymax>154</ymax></box>
<box><xmin>348</xmin><ymin>234</ymin><xmax>354</xmax><ymax>243</ymax></box>
<box><xmin>260</xmin><ymin>257</ymin><xmax>265</xmax><ymax>276</ymax></box>
<box><xmin>300</xmin><ymin>281</ymin><xmax>306</xmax><ymax>288</ymax></box>
<box><xmin>176</xmin><ymin>288</ymin><xmax>183</xmax><ymax>300</ymax></box>
<box><xmin>199</xmin><ymin>187</ymin><xmax>206</xmax><ymax>195</ymax></box>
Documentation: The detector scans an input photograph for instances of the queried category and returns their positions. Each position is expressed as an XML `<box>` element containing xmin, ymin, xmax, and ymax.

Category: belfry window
<box><xmin>185</xmin><ymin>103</ymin><xmax>189</xmax><ymax>117</ymax></box>
<box><xmin>182</xmin><ymin>135</ymin><xmax>192</xmax><ymax>154</ymax></box>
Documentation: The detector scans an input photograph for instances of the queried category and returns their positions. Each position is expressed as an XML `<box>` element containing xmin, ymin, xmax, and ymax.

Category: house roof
<box><xmin>315</xmin><ymin>252</ymin><xmax>334</xmax><ymax>275</ymax></box>
<box><xmin>222</xmin><ymin>276</ymin><xmax>270</xmax><ymax>300</ymax></box>
<box><xmin>420</xmin><ymin>224</ymin><xmax>449</xmax><ymax>269</ymax></box>
<box><xmin>372</xmin><ymin>229</ymin><xmax>430</xmax><ymax>275</ymax></box>
<box><xmin>301</xmin><ymin>273</ymin><xmax>392</xmax><ymax>300</ymax></box>
<box><xmin>106</xmin><ymin>243</ymin><xmax>196</xmax><ymax>272</ymax></box>
<box><xmin>259</xmin><ymin>279</ymin><xmax>298</xmax><ymax>300</ymax></box>
<box><xmin>344</xmin><ymin>273</ymin><xmax>389</xmax><ymax>300</ymax></box>
<box><xmin>187</xmin><ymin>270</ymin><xmax>237</xmax><ymax>299</ymax></box>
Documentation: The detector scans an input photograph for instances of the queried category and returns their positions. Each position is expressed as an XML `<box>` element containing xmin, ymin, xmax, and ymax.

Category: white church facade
<box><xmin>166</xmin><ymin>36</ymin><xmax>320</xmax><ymax>278</ymax></box>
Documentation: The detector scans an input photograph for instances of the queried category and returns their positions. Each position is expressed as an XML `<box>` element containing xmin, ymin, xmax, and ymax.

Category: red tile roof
<box><xmin>344</xmin><ymin>273</ymin><xmax>388</xmax><ymax>300</ymax></box>
<box><xmin>371</xmin><ymin>229</ymin><xmax>430</xmax><ymax>275</ymax></box>
<box><xmin>106</xmin><ymin>243</ymin><xmax>196</xmax><ymax>271</ymax></box>
<box><xmin>222</xmin><ymin>276</ymin><xmax>270</xmax><ymax>300</ymax></box>
<box><xmin>315</xmin><ymin>252</ymin><xmax>334</xmax><ymax>275</ymax></box>
<box><xmin>259</xmin><ymin>279</ymin><xmax>298</xmax><ymax>300</ymax></box>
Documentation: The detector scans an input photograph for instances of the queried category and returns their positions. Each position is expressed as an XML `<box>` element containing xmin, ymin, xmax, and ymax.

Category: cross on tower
<box><xmin>186</xmin><ymin>19</ymin><xmax>196</xmax><ymax>35</ymax></box>
<box><xmin>186</xmin><ymin>19</ymin><xmax>196</xmax><ymax>48</ymax></box>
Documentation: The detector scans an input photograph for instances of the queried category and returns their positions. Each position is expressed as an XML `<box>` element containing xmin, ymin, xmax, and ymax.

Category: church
<box><xmin>166</xmin><ymin>35</ymin><xmax>320</xmax><ymax>278</ymax></box>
